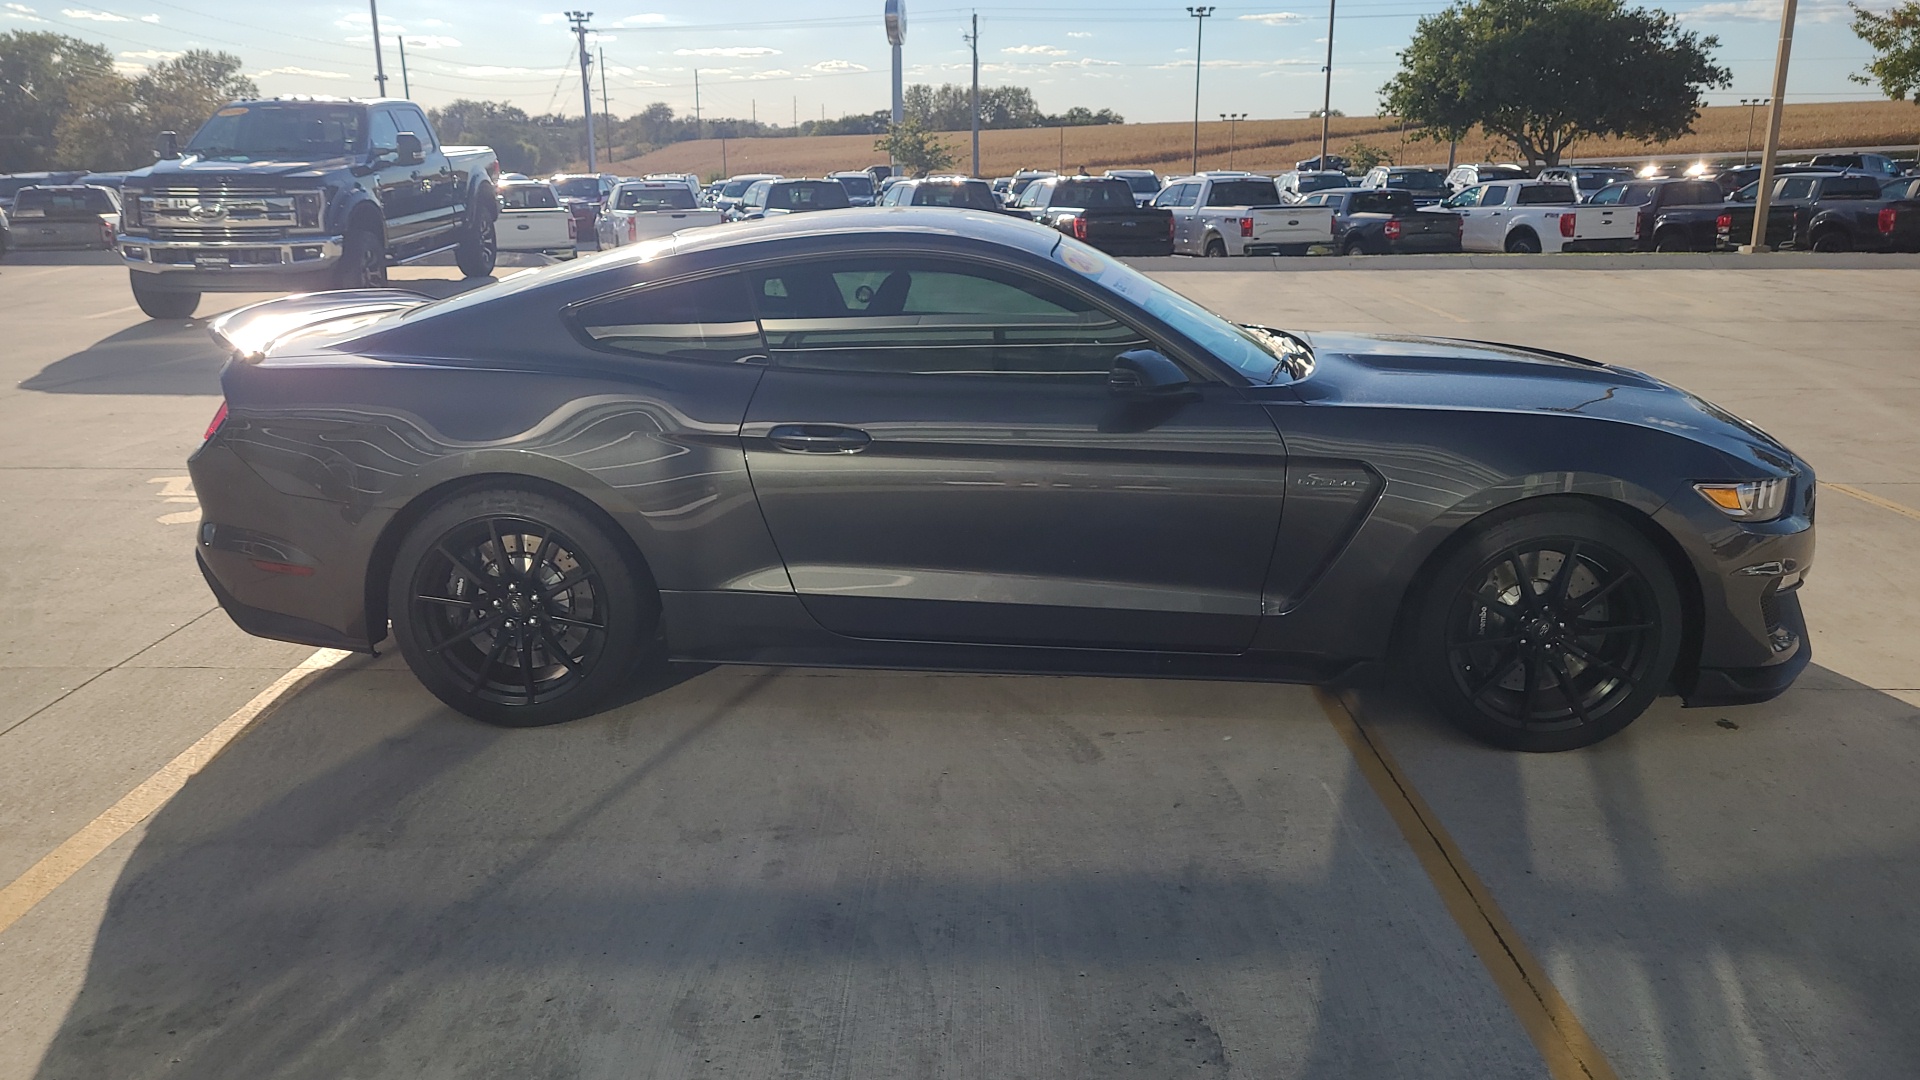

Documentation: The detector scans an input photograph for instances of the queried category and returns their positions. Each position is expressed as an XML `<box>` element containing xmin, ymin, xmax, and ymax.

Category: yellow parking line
<box><xmin>0</xmin><ymin>648</ymin><xmax>351</xmax><ymax>935</ymax></box>
<box><xmin>1827</xmin><ymin>483</ymin><xmax>1920</xmax><ymax>523</ymax></box>
<box><xmin>1316</xmin><ymin>689</ymin><xmax>1621</xmax><ymax>1080</ymax></box>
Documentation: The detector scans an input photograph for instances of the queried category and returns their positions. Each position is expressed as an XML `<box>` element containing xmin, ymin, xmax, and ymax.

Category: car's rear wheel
<box><xmin>455</xmin><ymin>208</ymin><xmax>498</xmax><ymax>278</ymax></box>
<box><xmin>389</xmin><ymin>487</ymin><xmax>655</xmax><ymax>727</ymax></box>
<box><xmin>1653</xmin><ymin>231</ymin><xmax>1689</xmax><ymax>253</ymax></box>
<box><xmin>1204</xmin><ymin>238</ymin><xmax>1228</xmax><ymax>258</ymax></box>
<box><xmin>1411</xmin><ymin>506</ymin><xmax>1682</xmax><ymax>751</ymax></box>
<box><xmin>1810</xmin><ymin>230</ymin><xmax>1850</xmax><ymax>253</ymax></box>
<box><xmin>1505</xmin><ymin>230</ymin><xmax>1542</xmax><ymax>254</ymax></box>
<box><xmin>129</xmin><ymin>272</ymin><xmax>199</xmax><ymax>319</ymax></box>
<box><xmin>1341</xmin><ymin>236</ymin><xmax>1368</xmax><ymax>256</ymax></box>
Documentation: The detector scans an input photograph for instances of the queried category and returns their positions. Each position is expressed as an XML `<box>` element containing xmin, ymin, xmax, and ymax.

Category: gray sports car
<box><xmin>188</xmin><ymin>209</ymin><xmax>1814</xmax><ymax>751</ymax></box>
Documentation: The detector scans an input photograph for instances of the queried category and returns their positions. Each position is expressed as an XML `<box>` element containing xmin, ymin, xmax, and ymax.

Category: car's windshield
<box><xmin>1386</xmin><ymin>170</ymin><xmax>1447</xmax><ymax>191</ymax></box>
<box><xmin>499</xmin><ymin>185</ymin><xmax>558</xmax><ymax>209</ymax></box>
<box><xmin>1577</xmin><ymin>170</ymin><xmax>1633</xmax><ymax>188</ymax></box>
<box><xmin>1296</xmin><ymin>173</ymin><xmax>1348</xmax><ymax>193</ymax></box>
<box><xmin>617</xmin><ymin>186</ymin><xmax>697</xmax><ymax>210</ymax></box>
<box><xmin>552</xmin><ymin>177</ymin><xmax>602</xmax><ymax>200</ymax></box>
<box><xmin>720</xmin><ymin>179</ymin><xmax>761</xmax><ymax>198</ymax></box>
<box><xmin>1049</xmin><ymin>179</ymin><xmax>1137</xmax><ymax>209</ymax></box>
<box><xmin>1052</xmin><ymin>237</ymin><xmax>1308</xmax><ymax>384</ymax></box>
<box><xmin>1206</xmin><ymin>179</ymin><xmax>1282</xmax><ymax>206</ymax></box>
<box><xmin>1113</xmin><ymin>174</ymin><xmax>1161</xmax><ymax>194</ymax></box>
<box><xmin>186</xmin><ymin>103</ymin><xmax>366</xmax><ymax>161</ymax></box>
<box><xmin>769</xmin><ymin>181</ymin><xmax>851</xmax><ymax>210</ymax></box>
<box><xmin>833</xmin><ymin>175</ymin><xmax>874</xmax><ymax>197</ymax></box>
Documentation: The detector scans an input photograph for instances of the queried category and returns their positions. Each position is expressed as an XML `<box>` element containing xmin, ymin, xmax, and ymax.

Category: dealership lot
<box><xmin>1</xmin><ymin>254</ymin><xmax>1916</xmax><ymax>1078</ymax></box>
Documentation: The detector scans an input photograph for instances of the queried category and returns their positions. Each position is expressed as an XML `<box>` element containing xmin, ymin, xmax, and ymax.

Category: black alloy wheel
<box><xmin>455</xmin><ymin>211</ymin><xmax>498</xmax><ymax>278</ymax></box>
<box><xmin>390</xmin><ymin>488</ymin><xmax>652</xmax><ymax>726</ymax></box>
<box><xmin>1413</xmin><ymin>507</ymin><xmax>1682</xmax><ymax>751</ymax></box>
<box><xmin>336</xmin><ymin>224</ymin><xmax>386</xmax><ymax>289</ymax></box>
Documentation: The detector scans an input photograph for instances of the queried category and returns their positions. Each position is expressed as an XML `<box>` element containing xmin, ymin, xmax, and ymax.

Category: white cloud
<box><xmin>1683</xmin><ymin>0</ymin><xmax>1844</xmax><ymax>20</ymax></box>
<box><xmin>733</xmin><ymin>68</ymin><xmax>793</xmax><ymax>80</ymax></box>
<box><xmin>675</xmin><ymin>45</ymin><xmax>779</xmax><ymax>57</ymax></box>
<box><xmin>253</xmin><ymin>66</ymin><xmax>352</xmax><ymax>79</ymax></box>
<box><xmin>400</xmin><ymin>34</ymin><xmax>460</xmax><ymax>49</ymax></box>
<box><xmin>809</xmin><ymin>59</ymin><xmax>868</xmax><ymax>73</ymax></box>
<box><xmin>1066</xmin><ymin>31</ymin><xmax>1092</xmax><ymax>38</ymax></box>
<box><xmin>120</xmin><ymin>47</ymin><xmax>178</xmax><ymax>60</ymax></box>
<box><xmin>615</xmin><ymin>12</ymin><xmax>666</xmax><ymax>25</ymax></box>
<box><xmin>61</xmin><ymin>7</ymin><xmax>126</xmax><ymax>20</ymax></box>
<box><xmin>415</xmin><ymin>17</ymin><xmax>449</xmax><ymax>27</ymax></box>
<box><xmin>1238</xmin><ymin>11</ymin><xmax>1306</xmax><ymax>24</ymax></box>
<box><xmin>1050</xmin><ymin>57</ymin><xmax>1120</xmax><ymax>68</ymax></box>
<box><xmin>2</xmin><ymin>2</ymin><xmax>46</xmax><ymax>20</ymax></box>
<box><xmin>138</xmin><ymin>11</ymin><xmax>154</xmax><ymax>20</ymax></box>
<box><xmin>1003</xmin><ymin>44</ymin><xmax>1068</xmax><ymax>55</ymax></box>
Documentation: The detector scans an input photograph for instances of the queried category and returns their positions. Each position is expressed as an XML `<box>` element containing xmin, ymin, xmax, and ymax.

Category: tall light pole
<box><xmin>600</xmin><ymin>46</ymin><xmax>611</xmax><ymax>165</ymax></box>
<box><xmin>964</xmin><ymin>11</ymin><xmax>980</xmax><ymax>177</ymax></box>
<box><xmin>1219</xmin><ymin>111</ymin><xmax>1246</xmax><ymax>169</ymax></box>
<box><xmin>1745</xmin><ymin>0</ymin><xmax>1797</xmax><ymax>252</ymax></box>
<box><xmin>395</xmin><ymin>34</ymin><xmax>410</xmax><ymax>98</ymax></box>
<box><xmin>1318</xmin><ymin>0</ymin><xmax>1336</xmax><ymax>170</ymax></box>
<box><xmin>565</xmin><ymin>11</ymin><xmax>597</xmax><ymax>172</ymax></box>
<box><xmin>886</xmin><ymin>0</ymin><xmax>907</xmax><ymax>173</ymax></box>
<box><xmin>1741</xmin><ymin>97</ymin><xmax>1770</xmax><ymax>166</ymax></box>
<box><xmin>1187</xmin><ymin>6</ymin><xmax>1213</xmax><ymax>176</ymax></box>
<box><xmin>368</xmin><ymin>0</ymin><xmax>388</xmax><ymax>95</ymax></box>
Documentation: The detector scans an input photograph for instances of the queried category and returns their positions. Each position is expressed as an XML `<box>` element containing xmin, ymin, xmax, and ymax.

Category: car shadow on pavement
<box><xmin>0</xmin><ymin>249</ymin><xmax>121</xmax><ymax>267</ymax></box>
<box><xmin>21</xmin><ymin>661</ymin><xmax>1918</xmax><ymax>1078</ymax></box>
<box><xmin>18</xmin><ymin>277</ymin><xmax>501</xmax><ymax>396</ymax></box>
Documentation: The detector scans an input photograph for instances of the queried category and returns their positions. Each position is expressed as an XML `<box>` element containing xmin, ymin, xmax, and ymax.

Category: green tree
<box><xmin>1850</xmin><ymin>1</ymin><xmax>1920</xmax><ymax>100</ymax></box>
<box><xmin>53</xmin><ymin>71</ymin><xmax>145</xmax><ymax>170</ymax></box>
<box><xmin>0</xmin><ymin>31</ymin><xmax>118</xmax><ymax>170</ymax></box>
<box><xmin>875</xmin><ymin>119</ymin><xmax>955</xmax><ymax>176</ymax></box>
<box><xmin>1380</xmin><ymin>0</ymin><xmax>1730</xmax><ymax>166</ymax></box>
<box><xmin>1344</xmin><ymin>141</ymin><xmax>1394</xmax><ymax>171</ymax></box>
<box><xmin>135</xmin><ymin>50</ymin><xmax>257</xmax><ymax>135</ymax></box>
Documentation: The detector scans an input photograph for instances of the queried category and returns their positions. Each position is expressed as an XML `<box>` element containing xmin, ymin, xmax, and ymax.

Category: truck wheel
<box><xmin>455</xmin><ymin>212</ymin><xmax>498</xmax><ymax>278</ymax></box>
<box><xmin>1505</xmin><ymin>230</ymin><xmax>1542</xmax><ymax>254</ymax></box>
<box><xmin>1810</xmin><ymin>230</ymin><xmax>1850</xmax><ymax>253</ymax></box>
<box><xmin>335</xmin><ymin>224</ymin><xmax>386</xmax><ymax>289</ymax></box>
<box><xmin>129</xmin><ymin>273</ymin><xmax>199</xmax><ymax>320</ymax></box>
<box><xmin>1204</xmin><ymin>238</ymin><xmax>1228</xmax><ymax>258</ymax></box>
<box><xmin>1341</xmin><ymin>237</ymin><xmax>1369</xmax><ymax>256</ymax></box>
<box><xmin>1653</xmin><ymin>231</ymin><xmax>1689</xmax><ymax>253</ymax></box>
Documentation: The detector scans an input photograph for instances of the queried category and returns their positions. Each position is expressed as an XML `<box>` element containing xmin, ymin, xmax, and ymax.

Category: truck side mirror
<box><xmin>395</xmin><ymin>132</ymin><xmax>423</xmax><ymax>167</ymax></box>
<box><xmin>154</xmin><ymin>131</ymin><xmax>180</xmax><ymax>160</ymax></box>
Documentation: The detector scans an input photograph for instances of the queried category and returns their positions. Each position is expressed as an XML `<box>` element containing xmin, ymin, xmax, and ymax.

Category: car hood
<box><xmin>143</xmin><ymin>156</ymin><xmax>353</xmax><ymax>183</ymax></box>
<box><xmin>1285</xmin><ymin>330</ymin><xmax>1803</xmax><ymax>473</ymax></box>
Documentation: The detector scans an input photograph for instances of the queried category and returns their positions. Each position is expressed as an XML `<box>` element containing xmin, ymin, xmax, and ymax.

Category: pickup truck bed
<box><xmin>496</xmin><ymin>180</ymin><xmax>576</xmax><ymax>259</ymax></box>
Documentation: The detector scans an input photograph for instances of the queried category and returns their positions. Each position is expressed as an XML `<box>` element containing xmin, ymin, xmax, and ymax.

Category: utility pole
<box><xmin>693</xmin><ymin>68</ymin><xmax>701</xmax><ymax>139</ymax></box>
<box><xmin>1187</xmin><ymin>6</ymin><xmax>1213</xmax><ymax>176</ymax></box>
<box><xmin>964</xmin><ymin>12</ymin><xmax>980</xmax><ymax>178</ymax></box>
<box><xmin>1741</xmin><ymin>97</ymin><xmax>1770</xmax><ymax>165</ymax></box>
<box><xmin>1744</xmin><ymin>0</ymin><xmax>1797</xmax><ymax>253</ymax></box>
<box><xmin>396</xmin><ymin>34</ymin><xmax>410</xmax><ymax>98</ymax></box>
<box><xmin>599</xmin><ymin>46</ymin><xmax>611</xmax><ymax>164</ymax></box>
<box><xmin>368</xmin><ymin>0</ymin><xmax>388</xmax><ymax>95</ymax></box>
<box><xmin>1219</xmin><ymin>112</ymin><xmax>1245</xmax><ymax>169</ymax></box>
<box><xmin>1318</xmin><ymin>0</ymin><xmax>1336</xmax><ymax>170</ymax></box>
<box><xmin>566</xmin><ymin>11</ymin><xmax>597</xmax><ymax>172</ymax></box>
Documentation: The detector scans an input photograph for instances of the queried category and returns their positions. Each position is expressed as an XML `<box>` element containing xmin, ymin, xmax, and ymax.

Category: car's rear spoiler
<box><xmin>207</xmin><ymin>289</ymin><xmax>433</xmax><ymax>361</ymax></box>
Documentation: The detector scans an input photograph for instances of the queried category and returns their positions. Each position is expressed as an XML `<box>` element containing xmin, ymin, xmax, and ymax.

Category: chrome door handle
<box><xmin>767</xmin><ymin>424</ymin><xmax>872</xmax><ymax>453</ymax></box>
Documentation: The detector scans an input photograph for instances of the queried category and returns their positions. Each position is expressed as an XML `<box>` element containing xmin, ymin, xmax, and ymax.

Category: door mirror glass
<box><xmin>1108</xmin><ymin>349</ymin><xmax>1190</xmax><ymax>395</ymax></box>
<box><xmin>153</xmin><ymin>130</ymin><xmax>179</xmax><ymax>160</ymax></box>
<box><xmin>395</xmin><ymin>132</ymin><xmax>423</xmax><ymax>167</ymax></box>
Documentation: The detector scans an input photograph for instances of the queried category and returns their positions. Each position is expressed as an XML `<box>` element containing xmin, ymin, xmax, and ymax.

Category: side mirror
<box><xmin>153</xmin><ymin>131</ymin><xmax>180</xmax><ymax>160</ymax></box>
<box><xmin>395</xmin><ymin>132</ymin><xmax>423</xmax><ymax>167</ymax></box>
<box><xmin>1108</xmin><ymin>349</ymin><xmax>1191</xmax><ymax>397</ymax></box>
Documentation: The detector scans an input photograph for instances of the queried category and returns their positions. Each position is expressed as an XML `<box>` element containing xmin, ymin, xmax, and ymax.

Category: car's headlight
<box><xmin>1695</xmin><ymin>478</ymin><xmax>1790</xmax><ymax>521</ymax></box>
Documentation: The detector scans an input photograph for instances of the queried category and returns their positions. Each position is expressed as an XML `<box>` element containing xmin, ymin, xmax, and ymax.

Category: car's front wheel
<box><xmin>1410</xmin><ymin>505</ymin><xmax>1683</xmax><ymax>751</ymax></box>
<box><xmin>129</xmin><ymin>272</ymin><xmax>199</xmax><ymax>319</ymax></box>
<box><xmin>389</xmin><ymin>487</ymin><xmax>655</xmax><ymax>727</ymax></box>
<box><xmin>455</xmin><ymin>209</ymin><xmax>498</xmax><ymax>278</ymax></box>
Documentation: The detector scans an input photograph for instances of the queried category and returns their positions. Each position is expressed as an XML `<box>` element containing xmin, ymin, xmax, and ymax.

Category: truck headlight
<box><xmin>122</xmin><ymin>195</ymin><xmax>143</xmax><ymax>228</ymax></box>
<box><xmin>1695</xmin><ymin>478</ymin><xmax>1789</xmax><ymax>521</ymax></box>
<box><xmin>293</xmin><ymin>192</ymin><xmax>324</xmax><ymax>229</ymax></box>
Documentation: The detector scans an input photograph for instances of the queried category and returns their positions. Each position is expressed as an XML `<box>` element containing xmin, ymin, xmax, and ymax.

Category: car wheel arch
<box><xmin>1384</xmin><ymin>490</ymin><xmax>1706</xmax><ymax>692</ymax></box>
<box><xmin>344</xmin><ymin>200</ymin><xmax>385</xmax><ymax>245</ymax></box>
<box><xmin>363</xmin><ymin>470</ymin><xmax>663</xmax><ymax>651</ymax></box>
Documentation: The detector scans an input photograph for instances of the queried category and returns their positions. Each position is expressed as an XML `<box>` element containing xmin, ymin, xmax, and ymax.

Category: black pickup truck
<box><xmin>1016</xmin><ymin>177</ymin><xmax>1174</xmax><ymax>256</ymax></box>
<box><xmin>117</xmin><ymin>97</ymin><xmax>500</xmax><ymax>319</ymax></box>
<box><xmin>1584</xmin><ymin>178</ymin><xmax>1726</xmax><ymax>252</ymax></box>
<box><xmin>1715</xmin><ymin>172</ymin><xmax>1920</xmax><ymax>253</ymax></box>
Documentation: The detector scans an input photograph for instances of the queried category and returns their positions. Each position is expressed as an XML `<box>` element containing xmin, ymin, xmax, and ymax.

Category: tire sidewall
<box><xmin>456</xmin><ymin>209</ymin><xmax>498</xmax><ymax>278</ymax></box>
<box><xmin>389</xmin><ymin>487</ymin><xmax>655</xmax><ymax>727</ymax></box>
<box><xmin>337</xmin><ymin>224</ymin><xmax>385</xmax><ymax>289</ymax></box>
<box><xmin>1409</xmin><ymin>504</ymin><xmax>1684</xmax><ymax>752</ymax></box>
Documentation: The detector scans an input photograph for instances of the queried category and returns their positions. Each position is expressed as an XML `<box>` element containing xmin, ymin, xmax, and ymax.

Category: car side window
<box><xmin>569</xmin><ymin>273</ymin><xmax>764</xmax><ymax>362</ymax></box>
<box><xmin>393</xmin><ymin>105</ymin><xmax>436</xmax><ymax>150</ymax></box>
<box><xmin>1479</xmin><ymin>185</ymin><xmax>1509</xmax><ymax>206</ymax></box>
<box><xmin>1587</xmin><ymin>185</ymin><xmax>1623</xmax><ymax>205</ymax></box>
<box><xmin>749</xmin><ymin>257</ymin><xmax>1150</xmax><ymax>378</ymax></box>
<box><xmin>1777</xmin><ymin>177</ymin><xmax>1815</xmax><ymax>201</ymax></box>
<box><xmin>1443</xmin><ymin>187</ymin><xmax>1482</xmax><ymax>209</ymax></box>
<box><xmin>368</xmin><ymin>109</ymin><xmax>401</xmax><ymax>152</ymax></box>
<box><xmin>743</xmin><ymin>181</ymin><xmax>769</xmax><ymax>208</ymax></box>
<box><xmin>1018</xmin><ymin>183</ymin><xmax>1046</xmax><ymax>208</ymax></box>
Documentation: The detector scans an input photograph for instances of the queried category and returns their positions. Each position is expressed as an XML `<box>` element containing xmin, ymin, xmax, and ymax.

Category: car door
<box><xmin>737</xmin><ymin>253</ymin><xmax>1288</xmax><ymax>652</ymax></box>
<box><xmin>1436</xmin><ymin>185</ymin><xmax>1483</xmax><ymax>248</ymax></box>
<box><xmin>392</xmin><ymin>103</ymin><xmax>459</xmax><ymax>242</ymax></box>
<box><xmin>366</xmin><ymin>108</ymin><xmax>427</xmax><ymax>246</ymax></box>
<box><xmin>1471</xmin><ymin>183</ymin><xmax>1510</xmax><ymax>248</ymax></box>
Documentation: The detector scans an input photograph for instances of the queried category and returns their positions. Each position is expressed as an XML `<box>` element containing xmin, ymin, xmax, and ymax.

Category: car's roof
<box><xmin>664</xmin><ymin>206</ymin><xmax>1060</xmax><ymax>261</ymax></box>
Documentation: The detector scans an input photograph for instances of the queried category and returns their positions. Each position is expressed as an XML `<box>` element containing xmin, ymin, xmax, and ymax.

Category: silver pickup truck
<box><xmin>1152</xmin><ymin>173</ymin><xmax>1336</xmax><ymax>256</ymax></box>
<box><xmin>496</xmin><ymin>179</ymin><xmax>577</xmax><ymax>260</ymax></box>
<box><xmin>598</xmin><ymin>180</ymin><xmax>725</xmax><ymax>248</ymax></box>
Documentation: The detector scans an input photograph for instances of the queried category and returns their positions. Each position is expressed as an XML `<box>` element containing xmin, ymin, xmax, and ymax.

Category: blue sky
<box><xmin>0</xmin><ymin>0</ymin><xmax>1899</xmax><ymax>125</ymax></box>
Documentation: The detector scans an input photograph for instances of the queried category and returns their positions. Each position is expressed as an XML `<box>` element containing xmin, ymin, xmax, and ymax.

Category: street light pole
<box><xmin>1219</xmin><ymin>112</ymin><xmax>1245</xmax><ymax>169</ymax></box>
<box><xmin>1318</xmin><ymin>0</ymin><xmax>1336</xmax><ymax>170</ymax></box>
<box><xmin>1745</xmin><ymin>0</ymin><xmax>1797</xmax><ymax>253</ymax></box>
<box><xmin>367</xmin><ymin>0</ymin><xmax>388</xmax><ymax>95</ymax></box>
<box><xmin>1187</xmin><ymin>6</ymin><xmax>1213</xmax><ymax>176</ymax></box>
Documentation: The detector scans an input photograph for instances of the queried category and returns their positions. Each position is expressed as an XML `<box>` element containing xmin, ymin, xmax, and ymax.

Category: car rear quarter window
<box><xmin>1350</xmin><ymin>191</ymin><xmax>1411</xmax><ymax>214</ymax></box>
<box><xmin>570</xmin><ymin>273</ymin><xmax>764</xmax><ymax>362</ymax></box>
<box><xmin>750</xmin><ymin>258</ymin><xmax>1148</xmax><ymax>378</ymax></box>
<box><xmin>500</xmin><ymin>185</ymin><xmax>559</xmax><ymax>209</ymax></box>
<box><xmin>1777</xmin><ymin>177</ymin><xmax>1816</xmax><ymax>201</ymax></box>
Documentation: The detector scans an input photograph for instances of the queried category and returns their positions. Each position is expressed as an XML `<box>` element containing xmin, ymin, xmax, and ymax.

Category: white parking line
<box><xmin>84</xmin><ymin>303</ymin><xmax>141</xmax><ymax>320</ymax></box>
<box><xmin>0</xmin><ymin>648</ymin><xmax>352</xmax><ymax>935</ymax></box>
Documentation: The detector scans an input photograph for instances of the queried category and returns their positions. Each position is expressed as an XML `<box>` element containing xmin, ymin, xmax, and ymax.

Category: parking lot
<box><xmin>1</xmin><ymin>252</ymin><xmax>1917</xmax><ymax>1079</ymax></box>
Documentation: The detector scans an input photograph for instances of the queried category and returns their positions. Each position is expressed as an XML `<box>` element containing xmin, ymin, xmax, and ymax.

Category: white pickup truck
<box><xmin>1151</xmin><ymin>173</ymin><xmax>1335</xmax><ymax>256</ymax></box>
<box><xmin>598</xmin><ymin>180</ymin><xmax>726</xmax><ymax>249</ymax></box>
<box><xmin>496</xmin><ymin>179</ymin><xmax>577</xmax><ymax>260</ymax></box>
<box><xmin>1424</xmin><ymin>179</ymin><xmax>1638</xmax><ymax>253</ymax></box>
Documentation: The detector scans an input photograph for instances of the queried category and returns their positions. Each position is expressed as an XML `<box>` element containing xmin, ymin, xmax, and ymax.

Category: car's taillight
<box><xmin>1072</xmin><ymin>216</ymin><xmax>1088</xmax><ymax>240</ymax></box>
<box><xmin>204</xmin><ymin>401</ymin><xmax>228</xmax><ymax>442</ymax></box>
<box><xmin>1879</xmin><ymin>206</ymin><xmax>1898</xmax><ymax>235</ymax></box>
<box><xmin>1384</xmin><ymin>219</ymin><xmax>1402</xmax><ymax>241</ymax></box>
<box><xmin>487</xmin><ymin>160</ymin><xmax>500</xmax><ymax>182</ymax></box>
<box><xmin>1239</xmin><ymin>216</ymin><xmax>1253</xmax><ymax>238</ymax></box>
<box><xmin>1716</xmin><ymin>212</ymin><xmax>1732</xmax><ymax>231</ymax></box>
<box><xmin>1559</xmin><ymin>212</ymin><xmax>1576</xmax><ymax>238</ymax></box>
<box><xmin>1167</xmin><ymin>215</ymin><xmax>1176</xmax><ymax>239</ymax></box>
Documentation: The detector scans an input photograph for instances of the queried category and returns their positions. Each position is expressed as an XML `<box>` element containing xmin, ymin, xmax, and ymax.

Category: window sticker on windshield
<box><xmin>1056</xmin><ymin>244</ymin><xmax>1107</xmax><ymax>277</ymax></box>
<box><xmin>216</xmin><ymin>106</ymin><xmax>249</xmax><ymax>117</ymax></box>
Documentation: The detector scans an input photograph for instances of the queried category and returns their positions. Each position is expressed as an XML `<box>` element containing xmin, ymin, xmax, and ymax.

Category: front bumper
<box><xmin>120</xmin><ymin>233</ymin><xmax>342</xmax><ymax>291</ymax></box>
